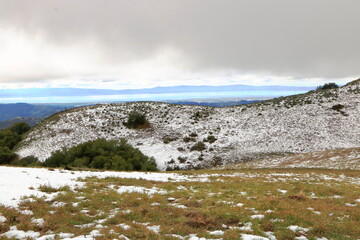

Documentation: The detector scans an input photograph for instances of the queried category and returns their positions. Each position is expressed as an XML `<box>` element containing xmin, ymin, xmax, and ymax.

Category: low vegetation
<box><xmin>0</xmin><ymin>122</ymin><xmax>31</xmax><ymax>164</ymax></box>
<box><xmin>42</xmin><ymin>138</ymin><xmax>158</xmax><ymax>171</ymax></box>
<box><xmin>123</xmin><ymin>111</ymin><xmax>148</xmax><ymax>129</ymax></box>
<box><xmin>316</xmin><ymin>82</ymin><xmax>339</xmax><ymax>91</ymax></box>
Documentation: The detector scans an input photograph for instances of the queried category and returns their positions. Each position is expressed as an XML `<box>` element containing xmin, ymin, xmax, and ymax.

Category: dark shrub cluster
<box><xmin>0</xmin><ymin>122</ymin><xmax>31</xmax><ymax>164</ymax></box>
<box><xmin>190</xmin><ymin>141</ymin><xmax>206</xmax><ymax>152</ymax></box>
<box><xmin>12</xmin><ymin>156</ymin><xmax>41</xmax><ymax>167</ymax></box>
<box><xmin>331</xmin><ymin>104</ymin><xmax>345</xmax><ymax>111</ymax></box>
<box><xmin>124</xmin><ymin>112</ymin><xmax>147</xmax><ymax>129</ymax></box>
<box><xmin>43</xmin><ymin>138</ymin><xmax>158</xmax><ymax>171</ymax></box>
<box><xmin>203</xmin><ymin>135</ymin><xmax>217</xmax><ymax>143</ymax></box>
<box><xmin>316</xmin><ymin>82</ymin><xmax>339</xmax><ymax>90</ymax></box>
<box><xmin>163</xmin><ymin>136</ymin><xmax>178</xmax><ymax>144</ymax></box>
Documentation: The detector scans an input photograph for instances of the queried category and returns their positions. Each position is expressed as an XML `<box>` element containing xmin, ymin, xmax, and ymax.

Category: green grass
<box><xmin>0</xmin><ymin>169</ymin><xmax>359</xmax><ymax>239</ymax></box>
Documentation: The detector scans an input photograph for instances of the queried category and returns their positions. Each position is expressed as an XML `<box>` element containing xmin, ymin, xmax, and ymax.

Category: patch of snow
<box><xmin>345</xmin><ymin>203</ymin><xmax>357</xmax><ymax>207</ymax></box>
<box><xmin>250</xmin><ymin>214</ymin><xmax>265</xmax><ymax>220</ymax></box>
<box><xmin>112</xmin><ymin>185</ymin><xmax>167</xmax><ymax>195</ymax></box>
<box><xmin>119</xmin><ymin>223</ymin><xmax>131</xmax><ymax>230</ymax></box>
<box><xmin>209</xmin><ymin>230</ymin><xmax>224</xmax><ymax>236</ymax></box>
<box><xmin>0</xmin><ymin>215</ymin><xmax>7</xmax><ymax>223</ymax></box>
<box><xmin>146</xmin><ymin>225</ymin><xmax>161</xmax><ymax>234</ymax></box>
<box><xmin>241</xmin><ymin>234</ymin><xmax>269</xmax><ymax>240</ymax></box>
<box><xmin>287</xmin><ymin>225</ymin><xmax>310</xmax><ymax>233</ymax></box>
<box><xmin>20</xmin><ymin>210</ymin><xmax>33</xmax><ymax>215</ymax></box>
<box><xmin>239</xmin><ymin>222</ymin><xmax>253</xmax><ymax>231</ymax></box>
<box><xmin>0</xmin><ymin>226</ymin><xmax>40</xmax><ymax>239</ymax></box>
<box><xmin>277</xmin><ymin>189</ymin><xmax>287</xmax><ymax>194</ymax></box>
<box><xmin>31</xmin><ymin>218</ymin><xmax>45</xmax><ymax>226</ymax></box>
<box><xmin>264</xmin><ymin>232</ymin><xmax>277</xmax><ymax>240</ymax></box>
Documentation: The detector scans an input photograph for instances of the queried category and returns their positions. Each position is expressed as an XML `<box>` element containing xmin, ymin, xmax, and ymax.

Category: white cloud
<box><xmin>0</xmin><ymin>25</ymin><xmax>354</xmax><ymax>90</ymax></box>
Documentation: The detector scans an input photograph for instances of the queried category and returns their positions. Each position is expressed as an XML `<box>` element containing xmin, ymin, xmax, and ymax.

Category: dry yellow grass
<box><xmin>0</xmin><ymin>168</ymin><xmax>359</xmax><ymax>239</ymax></box>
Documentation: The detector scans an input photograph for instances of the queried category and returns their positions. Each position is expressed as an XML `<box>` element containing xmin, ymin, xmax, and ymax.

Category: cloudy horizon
<box><xmin>0</xmin><ymin>0</ymin><xmax>359</xmax><ymax>92</ymax></box>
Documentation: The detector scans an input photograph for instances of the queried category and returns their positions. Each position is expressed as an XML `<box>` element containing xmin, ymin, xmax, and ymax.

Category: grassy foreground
<box><xmin>0</xmin><ymin>168</ymin><xmax>359</xmax><ymax>240</ymax></box>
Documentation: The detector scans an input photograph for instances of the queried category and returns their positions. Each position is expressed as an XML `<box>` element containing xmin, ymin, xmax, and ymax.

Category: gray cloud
<box><xmin>1</xmin><ymin>0</ymin><xmax>359</xmax><ymax>80</ymax></box>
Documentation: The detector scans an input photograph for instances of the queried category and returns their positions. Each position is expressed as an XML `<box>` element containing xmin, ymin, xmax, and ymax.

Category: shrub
<box><xmin>316</xmin><ymin>82</ymin><xmax>339</xmax><ymax>90</ymax></box>
<box><xmin>8</xmin><ymin>122</ymin><xmax>31</xmax><ymax>135</ymax></box>
<box><xmin>0</xmin><ymin>130</ymin><xmax>21</xmax><ymax>149</ymax></box>
<box><xmin>163</xmin><ymin>136</ymin><xmax>177</xmax><ymax>144</ymax></box>
<box><xmin>331</xmin><ymin>104</ymin><xmax>345</xmax><ymax>111</ymax></box>
<box><xmin>183</xmin><ymin>136</ymin><xmax>196</xmax><ymax>143</ymax></box>
<box><xmin>0</xmin><ymin>146</ymin><xmax>17</xmax><ymax>164</ymax></box>
<box><xmin>189</xmin><ymin>132</ymin><xmax>198</xmax><ymax>137</ymax></box>
<box><xmin>204</xmin><ymin>135</ymin><xmax>217</xmax><ymax>143</ymax></box>
<box><xmin>43</xmin><ymin>138</ymin><xmax>158</xmax><ymax>171</ymax></box>
<box><xmin>13</xmin><ymin>156</ymin><xmax>40</xmax><ymax>167</ymax></box>
<box><xmin>190</xmin><ymin>142</ymin><xmax>206</xmax><ymax>152</ymax></box>
<box><xmin>124</xmin><ymin>112</ymin><xmax>147</xmax><ymax>129</ymax></box>
<box><xmin>178</xmin><ymin>156</ymin><xmax>187</xmax><ymax>163</ymax></box>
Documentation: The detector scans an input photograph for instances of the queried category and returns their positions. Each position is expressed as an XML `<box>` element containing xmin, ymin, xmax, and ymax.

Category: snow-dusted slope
<box><xmin>16</xmin><ymin>80</ymin><xmax>360</xmax><ymax>170</ymax></box>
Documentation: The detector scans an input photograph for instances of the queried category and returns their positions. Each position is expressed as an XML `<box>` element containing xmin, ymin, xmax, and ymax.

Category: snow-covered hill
<box><xmin>16</xmin><ymin>80</ymin><xmax>360</xmax><ymax>170</ymax></box>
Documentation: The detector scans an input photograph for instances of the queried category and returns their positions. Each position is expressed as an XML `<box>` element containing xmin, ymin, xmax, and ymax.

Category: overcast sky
<box><xmin>0</xmin><ymin>0</ymin><xmax>359</xmax><ymax>89</ymax></box>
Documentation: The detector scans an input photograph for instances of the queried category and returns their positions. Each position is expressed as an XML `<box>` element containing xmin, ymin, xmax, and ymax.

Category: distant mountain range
<box><xmin>0</xmin><ymin>85</ymin><xmax>315</xmax><ymax>98</ymax></box>
<box><xmin>0</xmin><ymin>103</ymin><xmax>65</xmax><ymax>122</ymax></box>
<box><xmin>0</xmin><ymin>103</ymin><xmax>70</xmax><ymax>129</ymax></box>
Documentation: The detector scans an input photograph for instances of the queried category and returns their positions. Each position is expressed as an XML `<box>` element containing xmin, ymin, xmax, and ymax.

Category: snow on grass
<box><xmin>110</xmin><ymin>185</ymin><xmax>167</xmax><ymax>195</ymax></box>
<box><xmin>250</xmin><ymin>214</ymin><xmax>265</xmax><ymax>220</ymax></box>
<box><xmin>287</xmin><ymin>225</ymin><xmax>310</xmax><ymax>233</ymax></box>
<box><xmin>0</xmin><ymin>166</ymin><xmax>212</xmax><ymax>207</ymax></box>
<box><xmin>241</xmin><ymin>233</ymin><xmax>269</xmax><ymax>240</ymax></box>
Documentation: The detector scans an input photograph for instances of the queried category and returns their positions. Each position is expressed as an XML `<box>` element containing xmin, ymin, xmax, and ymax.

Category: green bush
<box><xmin>124</xmin><ymin>112</ymin><xmax>147</xmax><ymax>129</ymax></box>
<box><xmin>0</xmin><ymin>147</ymin><xmax>17</xmax><ymax>164</ymax></box>
<box><xmin>43</xmin><ymin>138</ymin><xmax>158</xmax><ymax>171</ymax></box>
<box><xmin>204</xmin><ymin>135</ymin><xmax>217</xmax><ymax>143</ymax></box>
<box><xmin>331</xmin><ymin>104</ymin><xmax>345</xmax><ymax>111</ymax></box>
<box><xmin>0</xmin><ymin>122</ymin><xmax>31</xmax><ymax>165</ymax></box>
<box><xmin>316</xmin><ymin>82</ymin><xmax>339</xmax><ymax>90</ymax></box>
<box><xmin>190</xmin><ymin>141</ymin><xmax>206</xmax><ymax>152</ymax></box>
<box><xmin>8</xmin><ymin>122</ymin><xmax>31</xmax><ymax>135</ymax></box>
<box><xmin>0</xmin><ymin>130</ymin><xmax>21</xmax><ymax>149</ymax></box>
<box><xmin>13</xmin><ymin>156</ymin><xmax>40</xmax><ymax>167</ymax></box>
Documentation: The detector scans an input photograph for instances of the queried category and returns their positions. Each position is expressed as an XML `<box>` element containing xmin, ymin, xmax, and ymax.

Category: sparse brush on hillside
<box><xmin>42</xmin><ymin>138</ymin><xmax>158</xmax><ymax>171</ymax></box>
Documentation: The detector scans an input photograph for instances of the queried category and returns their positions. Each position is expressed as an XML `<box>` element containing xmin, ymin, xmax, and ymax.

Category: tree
<box><xmin>0</xmin><ymin>130</ymin><xmax>21</xmax><ymax>149</ymax></box>
<box><xmin>43</xmin><ymin>138</ymin><xmax>158</xmax><ymax>171</ymax></box>
<box><xmin>124</xmin><ymin>112</ymin><xmax>147</xmax><ymax>129</ymax></box>
<box><xmin>0</xmin><ymin>146</ymin><xmax>17</xmax><ymax>164</ymax></box>
<box><xmin>316</xmin><ymin>82</ymin><xmax>339</xmax><ymax>90</ymax></box>
<box><xmin>8</xmin><ymin>122</ymin><xmax>31</xmax><ymax>135</ymax></box>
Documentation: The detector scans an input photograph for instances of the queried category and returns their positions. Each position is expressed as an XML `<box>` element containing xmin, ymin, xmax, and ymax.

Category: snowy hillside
<box><xmin>16</xmin><ymin>80</ymin><xmax>360</xmax><ymax>170</ymax></box>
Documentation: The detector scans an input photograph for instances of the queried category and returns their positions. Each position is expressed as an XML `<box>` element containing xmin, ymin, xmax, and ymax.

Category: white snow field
<box><xmin>0</xmin><ymin>166</ymin><xmax>210</xmax><ymax>207</ymax></box>
<box><xmin>15</xmin><ymin>80</ymin><xmax>360</xmax><ymax>170</ymax></box>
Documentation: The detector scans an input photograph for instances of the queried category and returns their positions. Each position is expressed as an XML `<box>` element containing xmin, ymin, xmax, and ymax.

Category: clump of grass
<box><xmin>38</xmin><ymin>184</ymin><xmax>69</xmax><ymax>193</ymax></box>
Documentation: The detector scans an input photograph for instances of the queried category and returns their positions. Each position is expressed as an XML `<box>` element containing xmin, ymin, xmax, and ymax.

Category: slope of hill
<box><xmin>221</xmin><ymin>147</ymin><xmax>360</xmax><ymax>170</ymax></box>
<box><xmin>15</xmin><ymin>80</ymin><xmax>360</xmax><ymax>170</ymax></box>
<box><xmin>165</xmin><ymin>99</ymin><xmax>262</xmax><ymax>107</ymax></box>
